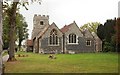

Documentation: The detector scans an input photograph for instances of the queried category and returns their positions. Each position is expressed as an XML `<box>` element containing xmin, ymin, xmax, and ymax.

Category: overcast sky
<box><xmin>19</xmin><ymin>0</ymin><xmax>119</xmax><ymax>39</ymax></box>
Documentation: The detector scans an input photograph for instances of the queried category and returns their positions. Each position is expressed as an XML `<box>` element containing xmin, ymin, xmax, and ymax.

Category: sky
<box><xmin>19</xmin><ymin>0</ymin><xmax>119</xmax><ymax>39</ymax></box>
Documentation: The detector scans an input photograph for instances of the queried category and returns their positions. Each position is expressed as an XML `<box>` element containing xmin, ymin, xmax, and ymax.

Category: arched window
<box><xmin>69</xmin><ymin>34</ymin><xmax>76</xmax><ymax>43</ymax></box>
<box><xmin>49</xmin><ymin>29</ymin><xmax>58</xmax><ymax>45</ymax></box>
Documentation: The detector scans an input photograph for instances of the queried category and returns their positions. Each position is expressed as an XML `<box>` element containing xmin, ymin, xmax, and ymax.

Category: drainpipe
<box><xmin>62</xmin><ymin>34</ymin><xmax>65</xmax><ymax>54</ymax></box>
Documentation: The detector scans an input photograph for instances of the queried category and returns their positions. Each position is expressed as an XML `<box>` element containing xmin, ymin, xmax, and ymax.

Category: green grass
<box><xmin>5</xmin><ymin>52</ymin><xmax>118</xmax><ymax>73</ymax></box>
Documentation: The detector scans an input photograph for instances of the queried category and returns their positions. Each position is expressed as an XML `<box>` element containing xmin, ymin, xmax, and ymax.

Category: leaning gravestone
<box><xmin>0</xmin><ymin>0</ymin><xmax>3</xmax><ymax>74</ymax></box>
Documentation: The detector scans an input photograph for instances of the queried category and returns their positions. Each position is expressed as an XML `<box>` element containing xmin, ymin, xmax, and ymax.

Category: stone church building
<box><xmin>30</xmin><ymin>14</ymin><xmax>102</xmax><ymax>54</ymax></box>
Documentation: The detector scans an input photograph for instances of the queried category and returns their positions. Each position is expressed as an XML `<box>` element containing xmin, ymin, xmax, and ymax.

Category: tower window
<box><xmin>40</xmin><ymin>21</ymin><xmax>44</xmax><ymax>25</ymax></box>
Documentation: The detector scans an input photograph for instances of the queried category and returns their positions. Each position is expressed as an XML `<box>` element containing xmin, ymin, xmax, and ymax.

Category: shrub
<box><xmin>103</xmin><ymin>42</ymin><xmax>114</xmax><ymax>52</ymax></box>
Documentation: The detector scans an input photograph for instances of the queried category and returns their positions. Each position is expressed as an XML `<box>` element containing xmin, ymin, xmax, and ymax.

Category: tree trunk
<box><xmin>18</xmin><ymin>39</ymin><xmax>22</xmax><ymax>51</ymax></box>
<box><xmin>7</xmin><ymin>17</ymin><xmax>16</xmax><ymax>61</ymax></box>
<box><xmin>0</xmin><ymin>1</ymin><xmax>3</xmax><ymax>74</ymax></box>
<box><xmin>7</xmin><ymin>21</ymin><xmax>16</xmax><ymax>61</ymax></box>
<box><xmin>7</xmin><ymin>2</ymin><xmax>19</xmax><ymax>62</ymax></box>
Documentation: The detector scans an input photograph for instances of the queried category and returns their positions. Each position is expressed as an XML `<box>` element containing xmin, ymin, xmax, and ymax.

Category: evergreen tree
<box><xmin>97</xmin><ymin>24</ymin><xmax>104</xmax><ymax>40</ymax></box>
<box><xmin>97</xmin><ymin>18</ymin><xmax>116</xmax><ymax>52</ymax></box>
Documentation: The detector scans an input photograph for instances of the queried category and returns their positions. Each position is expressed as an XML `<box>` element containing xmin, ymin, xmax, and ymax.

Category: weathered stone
<box><xmin>31</xmin><ymin>14</ymin><xmax>102</xmax><ymax>54</ymax></box>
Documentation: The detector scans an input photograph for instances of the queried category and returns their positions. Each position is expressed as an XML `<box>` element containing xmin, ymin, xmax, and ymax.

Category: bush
<box><xmin>103</xmin><ymin>42</ymin><xmax>114</xmax><ymax>52</ymax></box>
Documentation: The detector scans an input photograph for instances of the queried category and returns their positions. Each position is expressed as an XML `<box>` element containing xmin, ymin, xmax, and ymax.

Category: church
<box><xmin>28</xmin><ymin>14</ymin><xmax>102</xmax><ymax>54</ymax></box>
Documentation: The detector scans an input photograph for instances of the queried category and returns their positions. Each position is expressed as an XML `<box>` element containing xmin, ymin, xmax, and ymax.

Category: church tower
<box><xmin>32</xmin><ymin>14</ymin><xmax>49</xmax><ymax>39</ymax></box>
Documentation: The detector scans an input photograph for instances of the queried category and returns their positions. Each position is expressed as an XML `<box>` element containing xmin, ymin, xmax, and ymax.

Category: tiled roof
<box><xmin>27</xmin><ymin>40</ymin><xmax>33</xmax><ymax>46</ymax></box>
<box><xmin>92</xmin><ymin>32</ymin><xmax>102</xmax><ymax>41</ymax></box>
<box><xmin>37</xmin><ymin>25</ymin><xmax>49</xmax><ymax>38</ymax></box>
<box><xmin>60</xmin><ymin>24</ymin><xmax>72</xmax><ymax>33</ymax></box>
<box><xmin>81</xmin><ymin>28</ymin><xmax>94</xmax><ymax>38</ymax></box>
<box><xmin>38</xmin><ymin>22</ymin><xmax>58</xmax><ymax>38</ymax></box>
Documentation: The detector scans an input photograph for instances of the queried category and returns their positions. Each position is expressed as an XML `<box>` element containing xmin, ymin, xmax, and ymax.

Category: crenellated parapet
<box><xmin>32</xmin><ymin>14</ymin><xmax>49</xmax><ymax>39</ymax></box>
<box><xmin>33</xmin><ymin>14</ymin><xmax>49</xmax><ymax>21</ymax></box>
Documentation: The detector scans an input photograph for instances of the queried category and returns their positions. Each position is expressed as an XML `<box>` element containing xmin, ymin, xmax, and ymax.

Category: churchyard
<box><xmin>4</xmin><ymin>52</ymin><xmax>118</xmax><ymax>73</ymax></box>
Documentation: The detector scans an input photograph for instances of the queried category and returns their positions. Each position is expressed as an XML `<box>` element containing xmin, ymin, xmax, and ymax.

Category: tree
<box><xmin>0</xmin><ymin>0</ymin><xmax>3</xmax><ymax>74</ymax></box>
<box><xmin>2</xmin><ymin>0</ymin><xmax>41</xmax><ymax>61</ymax></box>
<box><xmin>3</xmin><ymin>1</ymin><xmax>19</xmax><ymax>61</ymax></box>
<box><xmin>104</xmin><ymin>19</ymin><xmax>116</xmax><ymax>52</ymax></box>
<box><xmin>3</xmin><ymin>13</ymin><xmax>29</xmax><ymax>51</ymax></box>
<box><xmin>16</xmin><ymin>14</ymin><xmax>29</xmax><ymax>51</ymax></box>
<box><xmin>97</xmin><ymin>24</ymin><xmax>104</xmax><ymax>40</ymax></box>
<box><xmin>116</xmin><ymin>18</ymin><xmax>120</xmax><ymax>52</ymax></box>
<box><xmin>3</xmin><ymin>15</ymin><xmax>10</xmax><ymax>49</ymax></box>
<box><xmin>104</xmin><ymin>19</ymin><xmax>116</xmax><ymax>42</ymax></box>
<box><xmin>97</xmin><ymin>18</ymin><xmax>116</xmax><ymax>52</ymax></box>
<box><xmin>80</xmin><ymin>22</ymin><xmax>101</xmax><ymax>33</ymax></box>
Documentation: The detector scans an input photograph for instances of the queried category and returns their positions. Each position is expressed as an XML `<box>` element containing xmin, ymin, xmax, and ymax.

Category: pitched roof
<box><xmin>38</xmin><ymin>23</ymin><xmax>56</xmax><ymax>38</ymax></box>
<box><xmin>49</xmin><ymin>22</ymin><xmax>57</xmax><ymax>29</ymax></box>
<box><xmin>81</xmin><ymin>28</ymin><xmax>94</xmax><ymax>38</ymax></box>
<box><xmin>61</xmin><ymin>21</ymin><xmax>84</xmax><ymax>37</ymax></box>
<box><xmin>60</xmin><ymin>23</ymin><xmax>73</xmax><ymax>33</ymax></box>
<box><xmin>37</xmin><ymin>22</ymin><xmax>63</xmax><ymax>38</ymax></box>
<box><xmin>26</xmin><ymin>40</ymin><xmax>33</xmax><ymax>46</ymax></box>
<box><xmin>37</xmin><ymin>25</ymin><xmax>49</xmax><ymax>38</ymax></box>
<box><xmin>92</xmin><ymin>32</ymin><xmax>102</xmax><ymax>41</ymax></box>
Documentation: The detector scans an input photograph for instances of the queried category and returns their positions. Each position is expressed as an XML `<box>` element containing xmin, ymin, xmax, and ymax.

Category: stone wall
<box><xmin>38</xmin><ymin>23</ymin><xmax>63</xmax><ymax>53</ymax></box>
<box><xmin>63</xmin><ymin>22</ymin><xmax>95</xmax><ymax>53</ymax></box>
<box><xmin>66</xmin><ymin>37</ymin><xmax>95</xmax><ymax>53</ymax></box>
<box><xmin>32</xmin><ymin>15</ymin><xmax>49</xmax><ymax>39</ymax></box>
<box><xmin>40</xmin><ymin>37</ymin><xmax>63</xmax><ymax>53</ymax></box>
<box><xmin>32</xmin><ymin>15</ymin><xmax>101</xmax><ymax>54</ymax></box>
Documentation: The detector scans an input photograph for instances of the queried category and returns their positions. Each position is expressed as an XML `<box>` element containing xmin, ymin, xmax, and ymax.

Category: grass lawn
<box><xmin>4</xmin><ymin>52</ymin><xmax>118</xmax><ymax>73</ymax></box>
